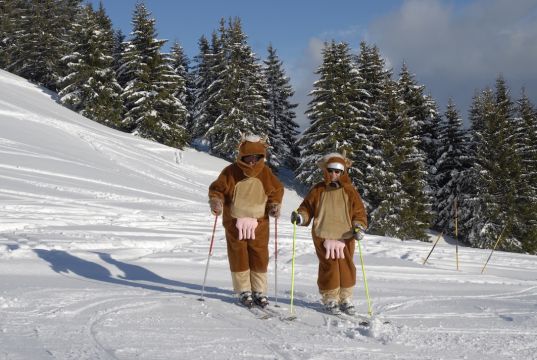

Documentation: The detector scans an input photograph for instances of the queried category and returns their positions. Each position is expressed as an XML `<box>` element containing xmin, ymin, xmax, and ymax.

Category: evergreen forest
<box><xmin>1</xmin><ymin>0</ymin><xmax>536</xmax><ymax>253</ymax></box>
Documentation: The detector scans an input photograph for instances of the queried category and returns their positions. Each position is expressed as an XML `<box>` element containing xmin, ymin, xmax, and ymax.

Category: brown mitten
<box><xmin>209</xmin><ymin>197</ymin><xmax>223</xmax><ymax>216</ymax></box>
<box><xmin>267</xmin><ymin>203</ymin><xmax>281</xmax><ymax>218</ymax></box>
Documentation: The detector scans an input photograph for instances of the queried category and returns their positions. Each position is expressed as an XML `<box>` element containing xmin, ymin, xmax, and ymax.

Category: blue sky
<box><xmin>90</xmin><ymin>0</ymin><xmax>537</xmax><ymax>130</ymax></box>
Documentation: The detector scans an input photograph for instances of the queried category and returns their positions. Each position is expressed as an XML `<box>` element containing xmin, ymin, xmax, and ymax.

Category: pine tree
<box><xmin>191</xmin><ymin>35</ymin><xmax>212</xmax><ymax>143</ymax></box>
<box><xmin>296</xmin><ymin>41</ymin><xmax>367</xmax><ymax>186</ymax></box>
<box><xmin>434</xmin><ymin>99</ymin><xmax>468</xmax><ymax>236</ymax></box>
<box><xmin>7</xmin><ymin>1</ymin><xmax>60</xmax><ymax>89</ymax></box>
<box><xmin>466</xmin><ymin>77</ymin><xmax>522</xmax><ymax>250</ymax></box>
<box><xmin>170</xmin><ymin>41</ymin><xmax>194</xmax><ymax>129</ymax></box>
<box><xmin>397</xmin><ymin>63</ymin><xmax>434</xmax><ymax>231</ymax></box>
<box><xmin>376</xmin><ymin>76</ymin><xmax>430</xmax><ymax>241</ymax></box>
<box><xmin>112</xmin><ymin>29</ymin><xmax>127</xmax><ymax>87</ymax></box>
<box><xmin>58</xmin><ymin>4</ymin><xmax>123</xmax><ymax>128</ymax></box>
<box><xmin>512</xmin><ymin>90</ymin><xmax>537</xmax><ymax>253</ymax></box>
<box><xmin>0</xmin><ymin>0</ymin><xmax>25</xmax><ymax>69</ymax></box>
<box><xmin>354</xmin><ymin>41</ymin><xmax>391</xmax><ymax>214</ymax></box>
<box><xmin>460</xmin><ymin>89</ymin><xmax>493</xmax><ymax>246</ymax></box>
<box><xmin>120</xmin><ymin>3</ymin><xmax>188</xmax><ymax>148</ymax></box>
<box><xmin>191</xmin><ymin>30</ymin><xmax>226</xmax><ymax>146</ymax></box>
<box><xmin>263</xmin><ymin>44</ymin><xmax>299</xmax><ymax>169</ymax></box>
<box><xmin>368</xmin><ymin>79</ymin><xmax>406</xmax><ymax>237</ymax></box>
<box><xmin>205</xmin><ymin>18</ymin><xmax>270</xmax><ymax>160</ymax></box>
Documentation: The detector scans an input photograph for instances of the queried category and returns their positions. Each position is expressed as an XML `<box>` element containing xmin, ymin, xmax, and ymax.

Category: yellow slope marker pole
<box><xmin>481</xmin><ymin>226</ymin><xmax>507</xmax><ymax>274</ymax></box>
<box><xmin>423</xmin><ymin>230</ymin><xmax>444</xmax><ymax>265</ymax></box>
<box><xmin>454</xmin><ymin>197</ymin><xmax>459</xmax><ymax>271</ymax></box>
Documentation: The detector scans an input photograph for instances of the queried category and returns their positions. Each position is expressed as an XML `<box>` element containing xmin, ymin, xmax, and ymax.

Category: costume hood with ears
<box><xmin>316</xmin><ymin>151</ymin><xmax>353</xmax><ymax>185</ymax></box>
<box><xmin>236</xmin><ymin>133</ymin><xmax>269</xmax><ymax>177</ymax></box>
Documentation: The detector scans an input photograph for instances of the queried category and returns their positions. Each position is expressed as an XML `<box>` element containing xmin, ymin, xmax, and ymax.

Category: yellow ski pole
<box><xmin>357</xmin><ymin>239</ymin><xmax>373</xmax><ymax>317</ymax></box>
<box><xmin>289</xmin><ymin>215</ymin><xmax>297</xmax><ymax>318</ymax></box>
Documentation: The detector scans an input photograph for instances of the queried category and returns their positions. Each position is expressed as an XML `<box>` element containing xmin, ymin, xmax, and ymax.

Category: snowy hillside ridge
<box><xmin>1</xmin><ymin>70</ymin><xmax>537</xmax><ymax>359</ymax></box>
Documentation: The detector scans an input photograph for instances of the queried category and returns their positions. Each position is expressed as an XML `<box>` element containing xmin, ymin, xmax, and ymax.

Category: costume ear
<box><xmin>342</xmin><ymin>149</ymin><xmax>347</xmax><ymax>158</ymax></box>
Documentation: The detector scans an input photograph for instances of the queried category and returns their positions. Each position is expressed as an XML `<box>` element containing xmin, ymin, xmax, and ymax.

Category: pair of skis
<box><xmin>244</xmin><ymin>304</ymin><xmax>297</xmax><ymax>321</ymax></box>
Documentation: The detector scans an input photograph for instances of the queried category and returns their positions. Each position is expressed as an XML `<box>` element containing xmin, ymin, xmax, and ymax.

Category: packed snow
<box><xmin>1</xmin><ymin>69</ymin><xmax>536</xmax><ymax>360</ymax></box>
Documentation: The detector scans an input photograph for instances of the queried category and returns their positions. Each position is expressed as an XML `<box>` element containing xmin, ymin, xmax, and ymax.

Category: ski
<box><xmin>334</xmin><ymin>312</ymin><xmax>392</xmax><ymax>326</ymax></box>
<box><xmin>245</xmin><ymin>305</ymin><xmax>274</xmax><ymax>320</ymax></box>
<box><xmin>235</xmin><ymin>300</ymin><xmax>273</xmax><ymax>319</ymax></box>
<box><xmin>260</xmin><ymin>306</ymin><xmax>298</xmax><ymax>321</ymax></box>
<box><xmin>319</xmin><ymin>307</ymin><xmax>372</xmax><ymax>326</ymax></box>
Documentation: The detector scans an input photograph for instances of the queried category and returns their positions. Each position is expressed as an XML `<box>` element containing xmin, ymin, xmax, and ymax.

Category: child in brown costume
<box><xmin>291</xmin><ymin>152</ymin><xmax>367</xmax><ymax>315</ymax></box>
<box><xmin>208</xmin><ymin>135</ymin><xmax>284</xmax><ymax>308</ymax></box>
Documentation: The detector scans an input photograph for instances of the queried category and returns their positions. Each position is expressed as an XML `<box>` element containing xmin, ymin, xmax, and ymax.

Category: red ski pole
<box><xmin>199</xmin><ymin>215</ymin><xmax>218</xmax><ymax>302</ymax></box>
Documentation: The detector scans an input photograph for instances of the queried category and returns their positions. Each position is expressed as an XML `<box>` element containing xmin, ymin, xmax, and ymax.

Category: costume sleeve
<box><xmin>297</xmin><ymin>185</ymin><xmax>320</xmax><ymax>226</ymax></box>
<box><xmin>267</xmin><ymin>170</ymin><xmax>284</xmax><ymax>205</ymax></box>
<box><xmin>208</xmin><ymin>167</ymin><xmax>232</xmax><ymax>202</ymax></box>
<box><xmin>350</xmin><ymin>188</ymin><xmax>368</xmax><ymax>229</ymax></box>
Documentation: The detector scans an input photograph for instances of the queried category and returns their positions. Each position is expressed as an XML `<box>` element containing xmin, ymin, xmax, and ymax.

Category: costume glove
<box><xmin>353</xmin><ymin>224</ymin><xmax>366</xmax><ymax>241</ymax></box>
<box><xmin>290</xmin><ymin>211</ymin><xmax>302</xmax><ymax>225</ymax></box>
<box><xmin>209</xmin><ymin>198</ymin><xmax>223</xmax><ymax>216</ymax></box>
<box><xmin>323</xmin><ymin>239</ymin><xmax>346</xmax><ymax>259</ymax></box>
<box><xmin>236</xmin><ymin>217</ymin><xmax>258</xmax><ymax>240</ymax></box>
<box><xmin>267</xmin><ymin>203</ymin><xmax>281</xmax><ymax>218</ymax></box>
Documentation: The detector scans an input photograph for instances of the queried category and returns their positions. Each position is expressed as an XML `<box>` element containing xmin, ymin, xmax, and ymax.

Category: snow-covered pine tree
<box><xmin>191</xmin><ymin>30</ymin><xmax>227</xmax><ymax>146</ymax></box>
<box><xmin>460</xmin><ymin>90</ymin><xmax>492</xmax><ymax>246</ymax></box>
<box><xmin>368</xmin><ymin>78</ymin><xmax>407</xmax><ymax>237</ymax></box>
<box><xmin>112</xmin><ymin>29</ymin><xmax>127</xmax><ymax>87</ymax></box>
<box><xmin>467</xmin><ymin>77</ymin><xmax>522</xmax><ymax>250</ymax></box>
<box><xmin>397</xmin><ymin>63</ymin><xmax>434</xmax><ymax>231</ymax></box>
<box><xmin>512</xmin><ymin>90</ymin><xmax>537</xmax><ymax>253</ymax></box>
<box><xmin>263</xmin><ymin>44</ymin><xmax>299</xmax><ymax>169</ymax></box>
<box><xmin>191</xmin><ymin>35</ymin><xmax>212</xmax><ymax>142</ymax></box>
<box><xmin>296</xmin><ymin>41</ymin><xmax>367</xmax><ymax>186</ymax></box>
<box><xmin>7</xmin><ymin>0</ymin><xmax>81</xmax><ymax>91</ymax></box>
<box><xmin>120</xmin><ymin>3</ymin><xmax>189</xmax><ymax>148</ymax></box>
<box><xmin>170</xmin><ymin>41</ymin><xmax>194</xmax><ymax>129</ymax></box>
<box><xmin>205</xmin><ymin>17</ymin><xmax>270</xmax><ymax>160</ymax></box>
<box><xmin>0</xmin><ymin>0</ymin><xmax>25</xmax><ymax>69</ymax></box>
<box><xmin>354</xmin><ymin>41</ymin><xmax>391</xmax><ymax>215</ymax></box>
<box><xmin>434</xmin><ymin>99</ymin><xmax>468</xmax><ymax>237</ymax></box>
<box><xmin>58</xmin><ymin>4</ymin><xmax>123</xmax><ymax>128</ymax></box>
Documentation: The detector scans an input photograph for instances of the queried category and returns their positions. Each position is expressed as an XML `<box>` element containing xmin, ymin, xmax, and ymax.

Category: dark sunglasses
<box><xmin>327</xmin><ymin>168</ymin><xmax>342</xmax><ymax>174</ymax></box>
<box><xmin>242</xmin><ymin>154</ymin><xmax>263</xmax><ymax>162</ymax></box>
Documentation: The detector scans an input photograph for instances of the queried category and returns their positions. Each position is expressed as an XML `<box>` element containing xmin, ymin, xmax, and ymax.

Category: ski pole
<box><xmin>199</xmin><ymin>215</ymin><xmax>218</xmax><ymax>302</ymax></box>
<box><xmin>357</xmin><ymin>239</ymin><xmax>373</xmax><ymax>317</ymax></box>
<box><xmin>481</xmin><ymin>225</ymin><xmax>507</xmax><ymax>274</ymax></box>
<box><xmin>274</xmin><ymin>218</ymin><xmax>279</xmax><ymax>307</ymax></box>
<box><xmin>289</xmin><ymin>213</ymin><xmax>297</xmax><ymax>316</ymax></box>
<box><xmin>423</xmin><ymin>229</ymin><xmax>444</xmax><ymax>265</ymax></box>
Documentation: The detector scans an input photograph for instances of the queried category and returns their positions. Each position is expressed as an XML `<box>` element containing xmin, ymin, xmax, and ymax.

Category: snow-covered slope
<box><xmin>1</xmin><ymin>69</ymin><xmax>536</xmax><ymax>360</ymax></box>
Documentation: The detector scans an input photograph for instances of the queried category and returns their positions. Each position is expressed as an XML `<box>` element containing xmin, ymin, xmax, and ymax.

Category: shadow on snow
<box><xmin>33</xmin><ymin>248</ymin><xmax>235</xmax><ymax>304</ymax></box>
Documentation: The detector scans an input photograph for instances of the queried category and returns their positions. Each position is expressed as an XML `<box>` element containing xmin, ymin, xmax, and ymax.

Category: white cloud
<box><xmin>368</xmin><ymin>0</ymin><xmax>537</xmax><ymax>117</ymax></box>
<box><xmin>289</xmin><ymin>38</ymin><xmax>325</xmax><ymax>132</ymax></box>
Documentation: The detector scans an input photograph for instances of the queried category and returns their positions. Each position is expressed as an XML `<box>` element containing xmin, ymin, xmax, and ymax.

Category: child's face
<box><xmin>327</xmin><ymin>168</ymin><xmax>342</xmax><ymax>181</ymax></box>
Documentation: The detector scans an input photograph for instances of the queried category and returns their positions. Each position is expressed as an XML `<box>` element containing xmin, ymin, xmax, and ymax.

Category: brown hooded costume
<box><xmin>295</xmin><ymin>152</ymin><xmax>367</xmax><ymax>304</ymax></box>
<box><xmin>208</xmin><ymin>135</ymin><xmax>284</xmax><ymax>296</ymax></box>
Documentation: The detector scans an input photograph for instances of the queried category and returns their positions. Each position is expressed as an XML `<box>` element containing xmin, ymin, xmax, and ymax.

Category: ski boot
<box><xmin>252</xmin><ymin>292</ymin><xmax>269</xmax><ymax>308</ymax></box>
<box><xmin>239</xmin><ymin>291</ymin><xmax>253</xmax><ymax>308</ymax></box>
<box><xmin>340</xmin><ymin>300</ymin><xmax>356</xmax><ymax>315</ymax></box>
<box><xmin>323</xmin><ymin>300</ymin><xmax>341</xmax><ymax>315</ymax></box>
